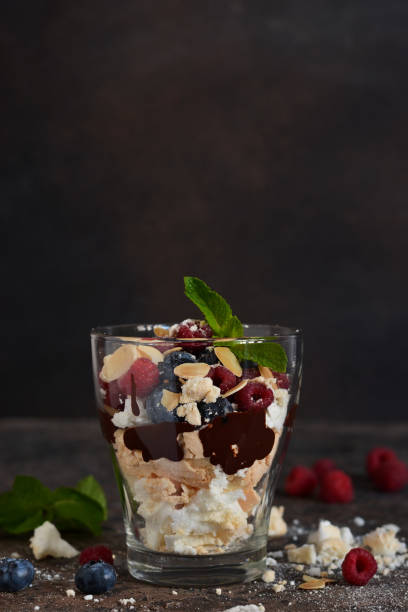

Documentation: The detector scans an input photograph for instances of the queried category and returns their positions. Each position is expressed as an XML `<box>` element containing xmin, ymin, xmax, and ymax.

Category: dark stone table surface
<box><xmin>0</xmin><ymin>419</ymin><xmax>407</xmax><ymax>611</ymax></box>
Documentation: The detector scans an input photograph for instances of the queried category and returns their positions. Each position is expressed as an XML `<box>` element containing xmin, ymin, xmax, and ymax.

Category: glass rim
<box><xmin>90</xmin><ymin>323</ymin><xmax>302</xmax><ymax>343</ymax></box>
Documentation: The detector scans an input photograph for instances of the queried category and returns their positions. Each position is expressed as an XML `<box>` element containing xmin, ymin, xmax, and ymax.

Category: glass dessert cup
<box><xmin>91</xmin><ymin>323</ymin><xmax>302</xmax><ymax>586</ymax></box>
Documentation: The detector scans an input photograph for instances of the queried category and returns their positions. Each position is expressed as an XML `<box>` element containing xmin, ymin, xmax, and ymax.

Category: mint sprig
<box><xmin>184</xmin><ymin>276</ymin><xmax>244</xmax><ymax>337</ymax></box>
<box><xmin>184</xmin><ymin>276</ymin><xmax>288</xmax><ymax>372</ymax></box>
<box><xmin>0</xmin><ymin>475</ymin><xmax>107</xmax><ymax>536</ymax></box>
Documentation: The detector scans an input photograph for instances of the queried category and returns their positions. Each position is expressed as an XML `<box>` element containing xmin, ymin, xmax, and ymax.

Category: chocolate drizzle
<box><xmin>130</xmin><ymin>374</ymin><xmax>139</xmax><ymax>415</ymax></box>
<box><xmin>199</xmin><ymin>409</ymin><xmax>275</xmax><ymax>475</ymax></box>
<box><xmin>124</xmin><ymin>422</ymin><xmax>195</xmax><ymax>462</ymax></box>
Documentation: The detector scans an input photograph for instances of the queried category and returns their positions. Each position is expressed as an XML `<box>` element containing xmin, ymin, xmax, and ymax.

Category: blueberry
<box><xmin>198</xmin><ymin>397</ymin><xmax>232</xmax><ymax>425</ymax></box>
<box><xmin>75</xmin><ymin>560</ymin><xmax>117</xmax><ymax>595</ymax></box>
<box><xmin>197</xmin><ymin>348</ymin><xmax>218</xmax><ymax>365</ymax></box>
<box><xmin>145</xmin><ymin>386</ymin><xmax>177</xmax><ymax>424</ymax></box>
<box><xmin>0</xmin><ymin>558</ymin><xmax>35</xmax><ymax>592</ymax></box>
<box><xmin>240</xmin><ymin>359</ymin><xmax>258</xmax><ymax>369</ymax></box>
<box><xmin>160</xmin><ymin>351</ymin><xmax>196</xmax><ymax>392</ymax></box>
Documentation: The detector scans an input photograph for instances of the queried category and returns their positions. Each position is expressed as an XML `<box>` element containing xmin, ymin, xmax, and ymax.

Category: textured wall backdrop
<box><xmin>2</xmin><ymin>1</ymin><xmax>408</xmax><ymax>420</ymax></box>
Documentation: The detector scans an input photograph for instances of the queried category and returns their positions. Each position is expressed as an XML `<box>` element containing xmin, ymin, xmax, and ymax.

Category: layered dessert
<box><xmin>97</xmin><ymin>319</ymin><xmax>291</xmax><ymax>556</ymax></box>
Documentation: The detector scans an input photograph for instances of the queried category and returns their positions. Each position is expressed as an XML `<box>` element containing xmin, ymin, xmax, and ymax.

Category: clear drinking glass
<box><xmin>91</xmin><ymin>323</ymin><xmax>302</xmax><ymax>586</ymax></box>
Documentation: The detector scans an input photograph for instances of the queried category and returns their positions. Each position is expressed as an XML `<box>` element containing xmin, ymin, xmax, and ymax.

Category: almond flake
<box><xmin>154</xmin><ymin>325</ymin><xmax>170</xmax><ymax>337</ymax></box>
<box><xmin>162</xmin><ymin>346</ymin><xmax>182</xmax><ymax>357</ymax></box>
<box><xmin>173</xmin><ymin>363</ymin><xmax>210</xmax><ymax>378</ymax></box>
<box><xmin>222</xmin><ymin>379</ymin><xmax>248</xmax><ymax>397</ymax></box>
<box><xmin>137</xmin><ymin>345</ymin><xmax>164</xmax><ymax>364</ymax></box>
<box><xmin>259</xmin><ymin>365</ymin><xmax>273</xmax><ymax>378</ymax></box>
<box><xmin>161</xmin><ymin>389</ymin><xmax>180</xmax><ymax>411</ymax></box>
<box><xmin>299</xmin><ymin>580</ymin><xmax>326</xmax><ymax>590</ymax></box>
<box><xmin>214</xmin><ymin>347</ymin><xmax>242</xmax><ymax>377</ymax></box>
<box><xmin>100</xmin><ymin>345</ymin><xmax>139</xmax><ymax>382</ymax></box>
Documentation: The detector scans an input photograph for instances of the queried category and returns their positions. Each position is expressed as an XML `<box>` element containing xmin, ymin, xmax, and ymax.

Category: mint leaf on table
<box><xmin>214</xmin><ymin>339</ymin><xmax>288</xmax><ymax>373</ymax></box>
<box><xmin>0</xmin><ymin>475</ymin><xmax>107</xmax><ymax>536</ymax></box>
<box><xmin>184</xmin><ymin>276</ymin><xmax>243</xmax><ymax>337</ymax></box>
<box><xmin>75</xmin><ymin>475</ymin><xmax>108</xmax><ymax>521</ymax></box>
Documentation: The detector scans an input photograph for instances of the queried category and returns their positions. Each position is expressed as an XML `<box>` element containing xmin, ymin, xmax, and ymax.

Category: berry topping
<box><xmin>240</xmin><ymin>359</ymin><xmax>259</xmax><ymax>369</ymax></box>
<box><xmin>341</xmin><ymin>548</ymin><xmax>377</xmax><ymax>585</ymax></box>
<box><xmin>319</xmin><ymin>469</ymin><xmax>354</xmax><ymax>503</ymax></box>
<box><xmin>118</xmin><ymin>358</ymin><xmax>160</xmax><ymax>398</ymax></box>
<box><xmin>160</xmin><ymin>351</ymin><xmax>196</xmax><ymax>392</ymax></box>
<box><xmin>366</xmin><ymin>447</ymin><xmax>398</xmax><ymax>478</ymax></box>
<box><xmin>284</xmin><ymin>465</ymin><xmax>318</xmax><ymax>497</ymax></box>
<box><xmin>197</xmin><ymin>347</ymin><xmax>219</xmax><ymax>365</ymax></box>
<box><xmin>75</xmin><ymin>560</ymin><xmax>117</xmax><ymax>595</ymax></box>
<box><xmin>0</xmin><ymin>558</ymin><xmax>35</xmax><ymax>592</ymax></box>
<box><xmin>79</xmin><ymin>546</ymin><xmax>114</xmax><ymax>566</ymax></box>
<box><xmin>207</xmin><ymin>366</ymin><xmax>237</xmax><ymax>394</ymax></box>
<box><xmin>198</xmin><ymin>396</ymin><xmax>232</xmax><ymax>424</ymax></box>
<box><xmin>313</xmin><ymin>458</ymin><xmax>336</xmax><ymax>481</ymax></box>
<box><xmin>176</xmin><ymin>320</ymin><xmax>213</xmax><ymax>339</ymax></box>
<box><xmin>104</xmin><ymin>380</ymin><xmax>127</xmax><ymax>411</ymax></box>
<box><xmin>145</xmin><ymin>387</ymin><xmax>177</xmax><ymax>424</ymax></box>
<box><xmin>234</xmin><ymin>382</ymin><xmax>274</xmax><ymax>411</ymax></box>
<box><xmin>371</xmin><ymin>460</ymin><xmax>408</xmax><ymax>492</ymax></box>
<box><xmin>272</xmin><ymin>372</ymin><xmax>290</xmax><ymax>389</ymax></box>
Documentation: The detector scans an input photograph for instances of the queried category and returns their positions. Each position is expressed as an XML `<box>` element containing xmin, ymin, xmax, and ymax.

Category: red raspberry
<box><xmin>207</xmin><ymin>366</ymin><xmax>237</xmax><ymax>394</ymax></box>
<box><xmin>313</xmin><ymin>458</ymin><xmax>336</xmax><ymax>481</ymax></box>
<box><xmin>272</xmin><ymin>372</ymin><xmax>290</xmax><ymax>389</ymax></box>
<box><xmin>341</xmin><ymin>548</ymin><xmax>377</xmax><ymax>585</ymax></box>
<box><xmin>371</xmin><ymin>460</ymin><xmax>408</xmax><ymax>492</ymax></box>
<box><xmin>234</xmin><ymin>382</ymin><xmax>274</xmax><ymax>411</ymax></box>
<box><xmin>79</xmin><ymin>545</ymin><xmax>114</xmax><ymax>566</ymax></box>
<box><xmin>176</xmin><ymin>320</ymin><xmax>213</xmax><ymax>339</ymax></box>
<box><xmin>366</xmin><ymin>447</ymin><xmax>398</xmax><ymax>478</ymax></box>
<box><xmin>285</xmin><ymin>465</ymin><xmax>318</xmax><ymax>497</ymax></box>
<box><xmin>319</xmin><ymin>469</ymin><xmax>354</xmax><ymax>503</ymax></box>
<box><xmin>118</xmin><ymin>358</ymin><xmax>160</xmax><ymax>397</ymax></box>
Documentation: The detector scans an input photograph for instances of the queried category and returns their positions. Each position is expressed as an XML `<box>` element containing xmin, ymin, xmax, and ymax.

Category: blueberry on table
<box><xmin>145</xmin><ymin>386</ymin><xmax>177</xmax><ymax>423</ymax></box>
<box><xmin>0</xmin><ymin>558</ymin><xmax>35</xmax><ymax>592</ymax></box>
<box><xmin>75</xmin><ymin>560</ymin><xmax>117</xmax><ymax>594</ymax></box>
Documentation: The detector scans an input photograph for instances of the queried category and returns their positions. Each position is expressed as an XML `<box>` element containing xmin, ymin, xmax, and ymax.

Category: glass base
<box><xmin>126</xmin><ymin>534</ymin><xmax>267</xmax><ymax>586</ymax></box>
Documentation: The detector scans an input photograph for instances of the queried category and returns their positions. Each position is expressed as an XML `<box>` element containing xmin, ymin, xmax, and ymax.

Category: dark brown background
<box><xmin>2</xmin><ymin>1</ymin><xmax>408</xmax><ymax>420</ymax></box>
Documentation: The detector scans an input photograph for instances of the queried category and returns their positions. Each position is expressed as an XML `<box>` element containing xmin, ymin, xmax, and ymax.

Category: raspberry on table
<box><xmin>79</xmin><ymin>546</ymin><xmax>114</xmax><ymax>566</ymax></box>
<box><xmin>341</xmin><ymin>548</ymin><xmax>377</xmax><ymax>585</ymax></box>
<box><xmin>366</xmin><ymin>447</ymin><xmax>398</xmax><ymax>478</ymax></box>
<box><xmin>319</xmin><ymin>469</ymin><xmax>354</xmax><ymax>503</ymax></box>
<box><xmin>207</xmin><ymin>366</ymin><xmax>237</xmax><ymax>394</ymax></box>
<box><xmin>284</xmin><ymin>465</ymin><xmax>317</xmax><ymax>497</ymax></box>
<box><xmin>313</xmin><ymin>458</ymin><xmax>336</xmax><ymax>481</ymax></box>
<box><xmin>371</xmin><ymin>460</ymin><xmax>408</xmax><ymax>492</ymax></box>
<box><xmin>234</xmin><ymin>381</ymin><xmax>274</xmax><ymax>411</ymax></box>
<box><xmin>118</xmin><ymin>358</ymin><xmax>160</xmax><ymax>397</ymax></box>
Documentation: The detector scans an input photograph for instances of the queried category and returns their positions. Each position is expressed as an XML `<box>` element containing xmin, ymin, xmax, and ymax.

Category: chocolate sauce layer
<box><xmin>199</xmin><ymin>409</ymin><xmax>275</xmax><ymax>475</ymax></box>
<box><xmin>98</xmin><ymin>408</ymin><xmax>117</xmax><ymax>444</ymax></box>
<box><xmin>124</xmin><ymin>422</ymin><xmax>195</xmax><ymax>462</ymax></box>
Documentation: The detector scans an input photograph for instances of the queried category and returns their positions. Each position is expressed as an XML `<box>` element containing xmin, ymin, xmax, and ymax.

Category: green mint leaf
<box><xmin>215</xmin><ymin>340</ymin><xmax>288</xmax><ymax>372</ymax></box>
<box><xmin>222</xmin><ymin>315</ymin><xmax>244</xmax><ymax>338</ymax></box>
<box><xmin>12</xmin><ymin>476</ymin><xmax>53</xmax><ymax>508</ymax></box>
<box><xmin>0</xmin><ymin>477</ymin><xmax>53</xmax><ymax>534</ymax></box>
<box><xmin>184</xmin><ymin>276</ymin><xmax>243</xmax><ymax>337</ymax></box>
<box><xmin>52</xmin><ymin>488</ymin><xmax>104</xmax><ymax>535</ymax></box>
<box><xmin>75</xmin><ymin>476</ymin><xmax>108</xmax><ymax>521</ymax></box>
<box><xmin>4</xmin><ymin>510</ymin><xmax>45</xmax><ymax>535</ymax></box>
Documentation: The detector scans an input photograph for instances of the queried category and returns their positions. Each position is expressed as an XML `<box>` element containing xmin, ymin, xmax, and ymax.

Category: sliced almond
<box><xmin>259</xmin><ymin>365</ymin><xmax>273</xmax><ymax>378</ymax></box>
<box><xmin>302</xmin><ymin>574</ymin><xmax>320</xmax><ymax>582</ymax></box>
<box><xmin>214</xmin><ymin>347</ymin><xmax>242</xmax><ymax>377</ymax></box>
<box><xmin>173</xmin><ymin>363</ymin><xmax>210</xmax><ymax>379</ymax></box>
<box><xmin>161</xmin><ymin>389</ymin><xmax>180</xmax><ymax>411</ymax></box>
<box><xmin>222</xmin><ymin>379</ymin><xmax>247</xmax><ymax>398</ymax></box>
<box><xmin>137</xmin><ymin>345</ymin><xmax>164</xmax><ymax>364</ymax></box>
<box><xmin>154</xmin><ymin>325</ymin><xmax>170</xmax><ymax>338</ymax></box>
<box><xmin>100</xmin><ymin>345</ymin><xmax>139</xmax><ymax>382</ymax></box>
<box><xmin>162</xmin><ymin>346</ymin><xmax>182</xmax><ymax>357</ymax></box>
<box><xmin>298</xmin><ymin>580</ymin><xmax>326</xmax><ymax>590</ymax></box>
